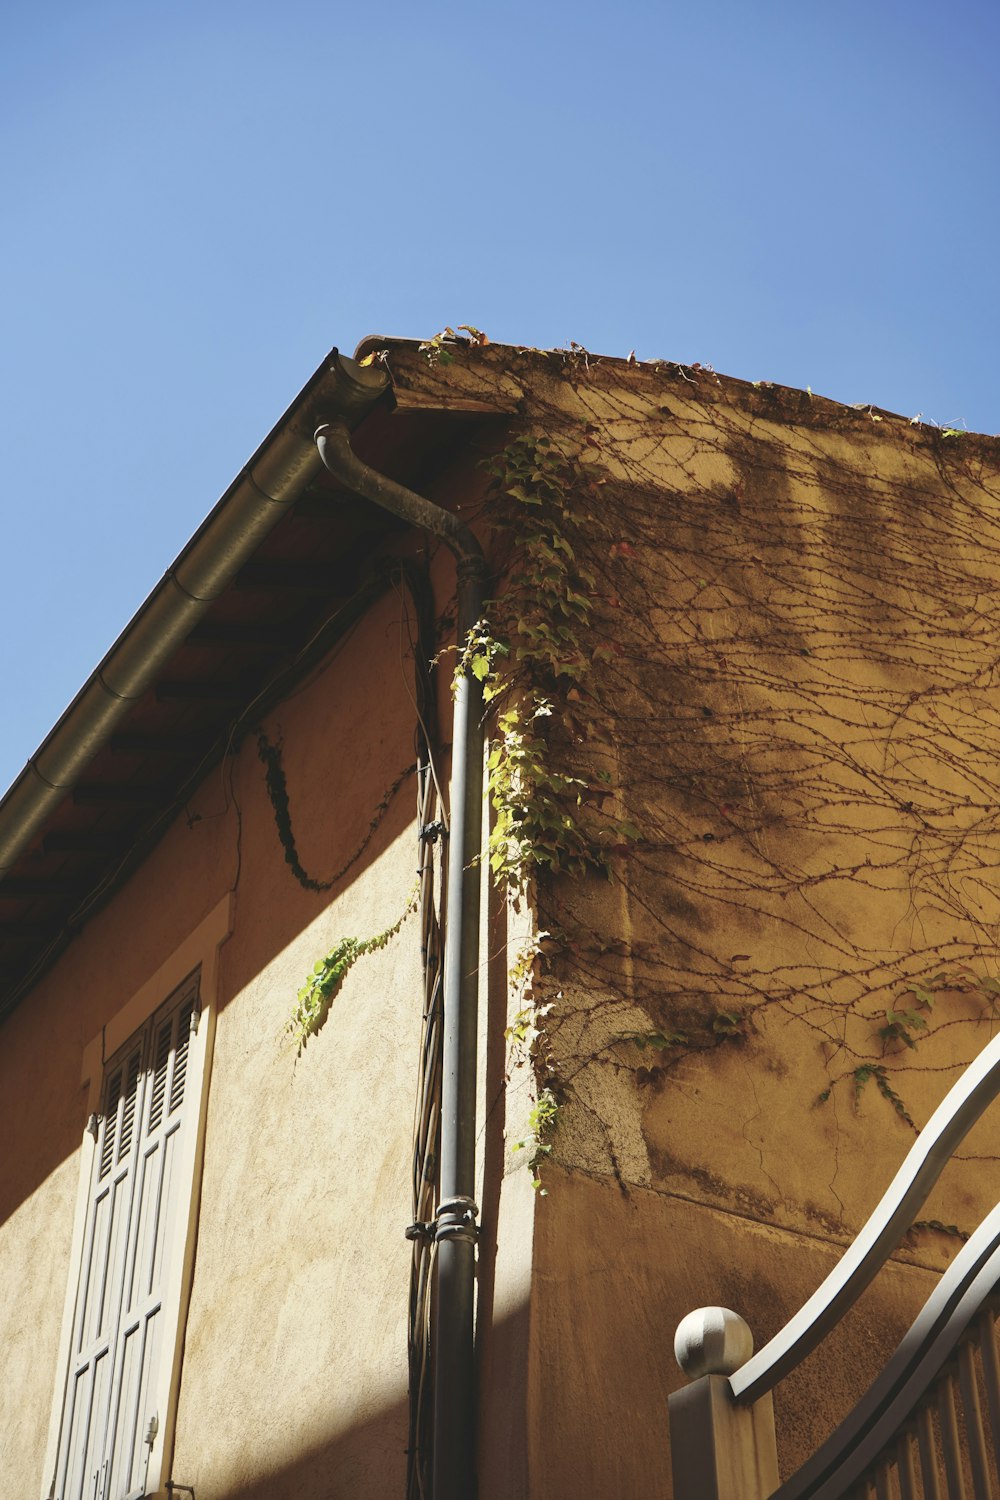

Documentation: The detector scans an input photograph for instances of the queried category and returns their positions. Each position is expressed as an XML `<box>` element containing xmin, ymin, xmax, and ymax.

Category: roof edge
<box><xmin>0</xmin><ymin>347</ymin><xmax>389</xmax><ymax>875</ymax></box>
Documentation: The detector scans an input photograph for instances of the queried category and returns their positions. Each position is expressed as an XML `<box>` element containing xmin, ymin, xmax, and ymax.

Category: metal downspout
<box><xmin>314</xmin><ymin>418</ymin><xmax>487</xmax><ymax>1500</ymax></box>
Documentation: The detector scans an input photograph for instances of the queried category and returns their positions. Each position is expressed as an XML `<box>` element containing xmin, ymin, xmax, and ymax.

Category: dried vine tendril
<box><xmin>257</xmin><ymin>731</ymin><xmax>415</xmax><ymax>894</ymax></box>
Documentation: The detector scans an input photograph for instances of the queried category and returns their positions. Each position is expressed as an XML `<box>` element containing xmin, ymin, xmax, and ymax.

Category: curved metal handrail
<box><xmin>774</xmin><ymin>1199</ymin><xmax>1000</xmax><ymax>1500</ymax></box>
<box><xmin>731</xmin><ymin>1028</ymin><xmax>1000</xmax><ymax>1404</ymax></box>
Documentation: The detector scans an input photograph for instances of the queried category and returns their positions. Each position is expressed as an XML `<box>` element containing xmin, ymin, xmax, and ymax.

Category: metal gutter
<box><xmin>0</xmin><ymin>349</ymin><xmax>389</xmax><ymax>877</ymax></box>
<box><xmin>314</xmin><ymin>413</ymin><xmax>488</xmax><ymax>1500</ymax></box>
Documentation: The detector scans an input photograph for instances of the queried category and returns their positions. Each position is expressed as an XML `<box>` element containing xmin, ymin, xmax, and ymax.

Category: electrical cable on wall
<box><xmin>398</xmin><ymin>558</ymin><xmax>446</xmax><ymax>1500</ymax></box>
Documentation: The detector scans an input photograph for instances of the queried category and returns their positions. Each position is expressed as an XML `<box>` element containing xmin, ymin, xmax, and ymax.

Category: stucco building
<box><xmin>4</xmin><ymin>335</ymin><xmax>1000</xmax><ymax>1500</ymax></box>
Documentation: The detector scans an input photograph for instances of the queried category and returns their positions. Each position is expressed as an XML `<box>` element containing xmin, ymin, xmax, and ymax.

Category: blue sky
<box><xmin>1</xmin><ymin>0</ymin><xmax>998</xmax><ymax>794</ymax></box>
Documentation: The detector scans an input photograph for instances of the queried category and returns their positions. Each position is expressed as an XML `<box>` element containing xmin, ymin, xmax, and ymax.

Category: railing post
<box><xmin>669</xmin><ymin>1307</ymin><xmax>779</xmax><ymax>1500</ymax></box>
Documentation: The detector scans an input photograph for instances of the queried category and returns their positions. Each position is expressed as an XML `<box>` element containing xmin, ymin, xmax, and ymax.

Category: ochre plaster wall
<box><xmin>0</xmin><ymin>584</ymin><xmax>435</xmax><ymax>1499</ymax></box>
<box><xmin>385</xmin><ymin>343</ymin><xmax>1000</xmax><ymax>1499</ymax></box>
<box><xmin>535</xmin><ymin>362</ymin><xmax>1000</xmax><ymax>1495</ymax></box>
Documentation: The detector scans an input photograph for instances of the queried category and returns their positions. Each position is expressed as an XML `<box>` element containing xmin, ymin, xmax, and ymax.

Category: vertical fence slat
<box><xmin>940</xmin><ymin>1372</ymin><xmax>969</xmax><ymax>1500</ymax></box>
<box><xmin>876</xmin><ymin>1461</ymin><xmax>894</xmax><ymax>1500</ymax></box>
<box><xmin>920</xmin><ymin>1403</ymin><xmax>944</xmax><ymax>1500</ymax></box>
<box><xmin>979</xmin><ymin>1309</ymin><xmax>1000</xmax><ymax>1458</ymax></box>
<box><xmin>897</xmin><ymin>1429</ymin><xmax>918</xmax><ymax>1500</ymax></box>
<box><xmin>958</xmin><ymin>1341</ymin><xmax>992</xmax><ymax>1500</ymax></box>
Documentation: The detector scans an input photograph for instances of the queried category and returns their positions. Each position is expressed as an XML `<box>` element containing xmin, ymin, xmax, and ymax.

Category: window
<box><xmin>44</xmin><ymin>897</ymin><xmax>229</xmax><ymax>1500</ymax></box>
<box><xmin>53</xmin><ymin>976</ymin><xmax>198</xmax><ymax>1500</ymax></box>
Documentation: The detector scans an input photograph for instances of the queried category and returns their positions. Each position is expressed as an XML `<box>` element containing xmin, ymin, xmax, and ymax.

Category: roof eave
<box><xmin>0</xmin><ymin>347</ymin><xmax>390</xmax><ymax>877</ymax></box>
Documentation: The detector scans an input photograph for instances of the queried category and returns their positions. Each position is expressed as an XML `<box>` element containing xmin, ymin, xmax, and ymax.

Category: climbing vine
<box><xmin>405</xmin><ymin>338</ymin><xmax>1000</xmax><ymax>1221</ymax></box>
<box><xmin>288</xmin><ymin>888</ymin><xmax>419</xmax><ymax>1052</ymax></box>
<box><xmin>465</xmin><ymin>432</ymin><xmax>639</xmax><ymax>889</ymax></box>
<box><xmin>462</xmin><ymin>432</ymin><xmax>647</xmax><ymax>1177</ymax></box>
<box><xmin>271</xmin><ymin>330</ymin><xmax>1000</xmax><ymax>1229</ymax></box>
<box><xmin>258</xmin><ymin>730</ymin><xmax>416</xmax><ymax>893</ymax></box>
<box><xmin>418</xmin><ymin>324</ymin><xmax>490</xmax><ymax>365</ymax></box>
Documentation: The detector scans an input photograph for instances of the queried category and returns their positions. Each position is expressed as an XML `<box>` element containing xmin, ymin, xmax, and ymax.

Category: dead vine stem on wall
<box><xmin>270</xmin><ymin>328</ymin><xmax>1000</xmax><ymax>1219</ymax></box>
<box><xmin>414</xmin><ymin>337</ymin><xmax>1000</xmax><ymax>1212</ymax></box>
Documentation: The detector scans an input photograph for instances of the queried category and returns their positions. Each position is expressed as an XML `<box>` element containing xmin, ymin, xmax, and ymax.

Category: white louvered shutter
<box><xmin>53</xmin><ymin>972</ymin><xmax>201</xmax><ymax>1500</ymax></box>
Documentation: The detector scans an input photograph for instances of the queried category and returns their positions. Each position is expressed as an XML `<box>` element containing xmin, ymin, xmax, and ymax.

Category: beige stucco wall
<box><xmin>0</xmin><ymin>582</ymin><xmax>438</xmax><ymax>1499</ymax></box>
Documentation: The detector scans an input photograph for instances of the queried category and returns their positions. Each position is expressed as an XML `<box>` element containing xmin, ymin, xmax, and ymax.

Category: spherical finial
<box><xmin>674</xmin><ymin>1306</ymin><xmax>753</xmax><ymax>1379</ymax></box>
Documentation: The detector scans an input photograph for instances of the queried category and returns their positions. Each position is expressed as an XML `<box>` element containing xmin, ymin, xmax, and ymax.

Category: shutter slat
<box><xmin>168</xmin><ymin>1001</ymin><xmax>194</xmax><ymax>1114</ymax></box>
<box><xmin>116</xmin><ymin>1052</ymin><xmax>141</xmax><ymax>1165</ymax></box>
<box><xmin>147</xmin><ymin>1020</ymin><xmax>172</xmax><ymax>1132</ymax></box>
<box><xmin>99</xmin><ymin>1071</ymin><xmax>122</xmax><ymax>1181</ymax></box>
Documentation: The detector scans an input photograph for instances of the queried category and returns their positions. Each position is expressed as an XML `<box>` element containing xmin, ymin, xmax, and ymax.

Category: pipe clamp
<box><xmin>434</xmin><ymin>1195</ymin><xmax>479</xmax><ymax>1244</ymax></box>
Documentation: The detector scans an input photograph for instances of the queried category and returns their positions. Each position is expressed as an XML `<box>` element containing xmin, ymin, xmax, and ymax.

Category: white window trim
<box><xmin>42</xmin><ymin>894</ymin><xmax>233</xmax><ymax>1500</ymax></box>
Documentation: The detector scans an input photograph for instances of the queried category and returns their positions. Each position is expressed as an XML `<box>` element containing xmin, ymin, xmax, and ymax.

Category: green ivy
<box><xmin>850</xmin><ymin>1063</ymin><xmax>916</xmax><ymax>1129</ymax></box>
<box><xmin>628</xmin><ymin>1029</ymin><xmax>689</xmax><ymax>1051</ymax></box>
<box><xmin>289</xmin><ymin>889</ymin><xmax>417</xmax><ymax>1052</ymax></box>
<box><xmin>463</xmin><ymin>434</ymin><xmax>647</xmax><ymax>1185</ymax></box>
<box><xmin>418</xmin><ymin>324</ymin><xmax>489</xmax><ymax>365</ymax></box>
<box><xmin>467</xmin><ymin>433</ymin><xmax>640</xmax><ymax>892</ymax></box>
<box><xmin>512</xmin><ymin>1085</ymin><xmax>561</xmax><ymax>1193</ymax></box>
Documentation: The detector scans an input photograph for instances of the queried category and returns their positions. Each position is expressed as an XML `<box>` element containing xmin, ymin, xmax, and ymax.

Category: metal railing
<box><xmin>839</xmin><ymin>1304</ymin><xmax>1000</xmax><ymax>1500</ymax></box>
<box><xmin>669</xmin><ymin>1031</ymin><xmax>1000</xmax><ymax>1500</ymax></box>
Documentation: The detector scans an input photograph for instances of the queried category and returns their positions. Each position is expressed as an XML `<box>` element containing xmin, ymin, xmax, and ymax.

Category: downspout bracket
<box><xmin>434</xmin><ymin>1195</ymin><xmax>480</xmax><ymax>1245</ymax></box>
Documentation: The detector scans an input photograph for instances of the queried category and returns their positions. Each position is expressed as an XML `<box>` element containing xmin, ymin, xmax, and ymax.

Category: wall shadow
<box><xmin>167</xmin><ymin>1301</ymin><xmax>532</xmax><ymax>1500</ymax></box>
<box><xmin>171</xmin><ymin>1390</ymin><xmax>410</xmax><ymax>1500</ymax></box>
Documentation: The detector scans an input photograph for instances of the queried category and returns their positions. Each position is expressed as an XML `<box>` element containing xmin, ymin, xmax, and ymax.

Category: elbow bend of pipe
<box><xmin>314</xmin><ymin>421</ymin><xmax>486</xmax><ymax>579</ymax></box>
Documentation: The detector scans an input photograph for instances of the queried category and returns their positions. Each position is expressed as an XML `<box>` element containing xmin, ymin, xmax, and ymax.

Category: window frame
<box><xmin>42</xmin><ymin>895</ymin><xmax>232</xmax><ymax>1500</ymax></box>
